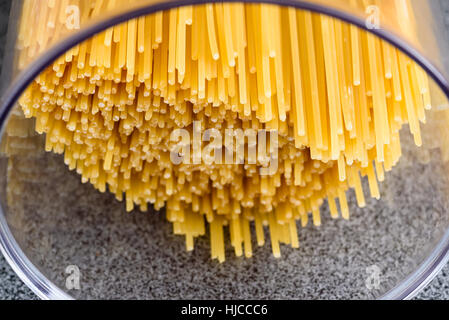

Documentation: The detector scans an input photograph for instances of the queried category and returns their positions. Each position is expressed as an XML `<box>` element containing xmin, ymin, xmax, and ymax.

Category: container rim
<box><xmin>1</xmin><ymin>0</ymin><xmax>449</xmax><ymax>300</ymax></box>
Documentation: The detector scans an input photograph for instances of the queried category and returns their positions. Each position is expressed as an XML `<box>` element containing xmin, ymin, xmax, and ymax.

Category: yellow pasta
<box><xmin>15</xmin><ymin>1</ymin><xmax>432</xmax><ymax>262</ymax></box>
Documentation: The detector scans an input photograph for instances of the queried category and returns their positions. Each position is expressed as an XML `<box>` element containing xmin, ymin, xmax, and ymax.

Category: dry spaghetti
<box><xmin>16</xmin><ymin>1</ymin><xmax>431</xmax><ymax>262</ymax></box>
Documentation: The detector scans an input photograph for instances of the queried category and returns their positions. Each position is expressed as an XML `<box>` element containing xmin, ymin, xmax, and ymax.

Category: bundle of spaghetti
<box><xmin>16</xmin><ymin>1</ymin><xmax>432</xmax><ymax>262</ymax></box>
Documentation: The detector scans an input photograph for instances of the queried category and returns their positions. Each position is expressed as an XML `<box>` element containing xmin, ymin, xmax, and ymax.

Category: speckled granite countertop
<box><xmin>0</xmin><ymin>0</ymin><xmax>448</xmax><ymax>300</ymax></box>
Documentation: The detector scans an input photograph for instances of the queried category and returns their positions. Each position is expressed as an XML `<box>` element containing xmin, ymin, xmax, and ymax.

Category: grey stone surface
<box><xmin>0</xmin><ymin>0</ymin><xmax>448</xmax><ymax>300</ymax></box>
<box><xmin>2</xmin><ymin>139</ymin><xmax>448</xmax><ymax>300</ymax></box>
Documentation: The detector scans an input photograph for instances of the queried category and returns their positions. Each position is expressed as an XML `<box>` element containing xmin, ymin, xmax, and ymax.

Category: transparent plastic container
<box><xmin>1</xmin><ymin>0</ymin><xmax>449</xmax><ymax>300</ymax></box>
